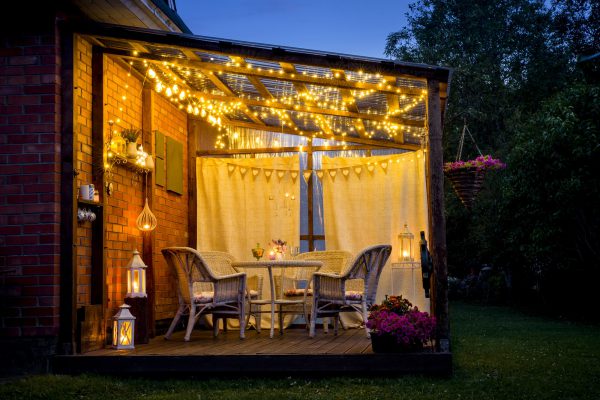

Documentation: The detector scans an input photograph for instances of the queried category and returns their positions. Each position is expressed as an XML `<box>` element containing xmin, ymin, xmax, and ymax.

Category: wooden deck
<box><xmin>52</xmin><ymin>328</ymin><xmax>452</xmax><ymax>376</ymax></box>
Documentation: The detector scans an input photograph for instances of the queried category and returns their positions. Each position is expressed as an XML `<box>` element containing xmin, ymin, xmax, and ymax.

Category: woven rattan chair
<box><xmin>292</xmin><ymin>250</ymin><xmax>352</xmax><ymax>331</ymax></box>
<box><xmin>199</xmin><ymin>251</ymin><xmax>263</xmax><ymax>332</ymax></box>
<box><xmin>162</xmin><ymin>247</ymin><xmax>247</xmax><ymax>341</ymax></box>
<box><xmin>309</xmin><ymin>244</ymin><xmax>392</xmax><ymax>338</ymax></box>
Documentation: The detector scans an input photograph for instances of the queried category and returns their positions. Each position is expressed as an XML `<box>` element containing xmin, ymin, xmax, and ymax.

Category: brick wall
<box><xmin>151</xmin><ymin>91</ymin><xmax>188</xmax><ymax>321</ymax></box>
<box><xmin>103</xmin><ymin>56</ymin><xmax>144</xmax><ymax>316</ymax></box>
<box><xmin>74</xmin><ymin>37</ymin><xmax>93</xmax><ymax>306</ymax></box>
<box><xmin>0</xmin><ymin>25</ymin><xmax>61</xmax><ymax>337</ymax></box>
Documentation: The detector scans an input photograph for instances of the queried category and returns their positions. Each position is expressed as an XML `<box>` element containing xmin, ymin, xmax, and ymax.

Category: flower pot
<box><xmin>370</xmin><ymin>334</ymin><xmax>423</xmax><ymax>353</ymax></box>
<box><xmin>445</xmin><ymin>167</ymin><xmax>486</xmax><ymax>210</ymax></box>
<box><xmin>126</xmin><ymin>142</ymin><xmax>138</xmax><ymax>159</ymax></box>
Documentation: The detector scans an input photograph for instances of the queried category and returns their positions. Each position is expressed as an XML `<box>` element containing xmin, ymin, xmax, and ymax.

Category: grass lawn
<box><xmin>2</xmin><ymin>301</ymin><xmax>599</xmax><ymax>399</ymax></box>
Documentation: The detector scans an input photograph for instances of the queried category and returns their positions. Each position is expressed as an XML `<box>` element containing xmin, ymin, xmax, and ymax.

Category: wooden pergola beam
<box><xmin>106</xmin><ymin>49</ymin><xmax>425</xmax><ymax>96</ymax></box>
<box><xmin>192</xmin><ymin>89</ymin><xmax>424</xmax><ymax>128</ymax></box>
<box><xmin>200</xmin><ymin>70</ymin><xmax>267</xmax><ymax>126</ymax></box>
<box><xmin>279</xmin><ymin>62</ymin><xmax>334</xmax><ymax>135</ymax></box>
<box><xmin>331</xmin><ymin>68</ymin><xmax>368</xmax><ymax>136</ymax></box>
<box><xmin>197</xmin><ymin>144</ymin><xmax>405</xmax><ymax>156</ymax></box>
<box><xmin>214</xmin><ymin>117</ymin><xmax>419</xmax><ymax>150</ymax></box>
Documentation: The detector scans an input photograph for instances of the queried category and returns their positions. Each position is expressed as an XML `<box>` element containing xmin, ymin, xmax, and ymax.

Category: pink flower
<box><xmin>444</xmin><ymin>155</ymin><xmax>506</xmax><ymax>172</ymax></box>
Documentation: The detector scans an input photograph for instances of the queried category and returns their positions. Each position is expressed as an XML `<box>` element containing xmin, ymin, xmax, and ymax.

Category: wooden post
<box><xmin>59</xmin><ymin>28</ymin><xmax>77</xmax><ymax>355</ymax></box>
<box><xmin>188</xmin><ymin>118</ymin><xmax>199</xmax><ymax>249</ymax></box>
<box><xmin>426</xmin><ymin>79</ymin><xmax>449</xmax><ymax>351</ymax></box>
<box><xmin>306</xmin><ymin>142</ymin><xmax>314</xmax><ymax>251</ymax></box>
<box><xmin>141</xmin><ymin>86</ymin><xmax>155</xmax><ymax>337</ymax></box>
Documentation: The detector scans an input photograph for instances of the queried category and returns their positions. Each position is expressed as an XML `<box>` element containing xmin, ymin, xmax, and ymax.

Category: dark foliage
<box><xmin>385</xmin><ymin>0</ymin><xmax>600</xmax><ymax>318</ymax></box>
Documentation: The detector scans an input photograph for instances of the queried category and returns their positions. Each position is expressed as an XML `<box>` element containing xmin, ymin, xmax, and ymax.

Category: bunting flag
<box><xmin>328</xmin><ymin>169</ymin><xmax>337</xmax><ymax>181</ymax></box>
<box><xmin>303</xmin><ymin>171</ymin><xmax>312</xmax><ymax>183</ymax></box>
<box><xmin>220</xmin><ymin>154</ymin><xmax>412</xmax><ymax>182</ymax></box>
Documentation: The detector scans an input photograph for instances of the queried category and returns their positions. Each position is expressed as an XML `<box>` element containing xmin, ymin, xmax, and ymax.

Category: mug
<box><xmin>88</xmin><ymin>184</ymin><xmax>95</xmax><ymax>201</ymax></box>
<box><xmin>79</xmin><ymin>185</ymin><xmax>90</xmax><ymax>200</ymax></box>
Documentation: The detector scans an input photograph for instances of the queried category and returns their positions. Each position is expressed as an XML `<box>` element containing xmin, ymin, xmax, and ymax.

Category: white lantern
<box><xmin>126</xmin><ymin>249</ymin><xmax>147</xmax><ymax>298</ymax></box>
<box><xmin>112</xmin><ymin>304</ymin><xmax>135</xmax><ymax>349</ymax></box>
<box><xmin>397</xmin><ymin>223</ymin><xmax>414</xmax><ymax>262</ymax></box>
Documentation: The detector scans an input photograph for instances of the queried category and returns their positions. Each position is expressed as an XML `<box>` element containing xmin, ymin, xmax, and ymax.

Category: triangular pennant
<box><xmin>303</xmin><ymin>171</ymin><xmax>312</xmax><ymax>183</ymax></box>
<box><xmin>380</xmin><ymin>161</ymin><xmax>388</xmax><ymax>171</ymax></box>
<box><xmin>277</xmin><ymin>170</ymin><xmax>285</xmax><ymax>180</ymax></box>
<box><xmin>342</xmin><ymin>168</ymin><xmax>350</xmax><ymax>178</ymax></box>
<box><xmin>316</xmin><ymin>170</ymin><xmax>324</xmax><ymax>180</ymax></box>
<box><xmin>227</xmin><ymin>164</ymin><xmax>236</xmax><ymax>174</ymax></box>
<box><xmin>367</xmin><ymin>164</ymin><xmax>375</xmax><ymax>173</ymax></box>
<box><xmin>328</xmin><ymin>169</ymin><xmax>337</xmax><ymax>181</ymax></box>
<box><xmin>264</xmin><ymin>169</ymin><xmax>273</xmax><ymax>180</ymax></box>
<box><xmin>239</xmin><ymin>166</ymin><xmax>248</xmax><ymax>177</ymax></box>
<box><xmin>252</xmin><ymin>167</ymin><xmax>260</xmax><ymax>177</ymax></box>
<box><xmin>290</xmin><ymin>171</ymin><xmax>298</xmax><ymax>182</ymax></box>
<box><xmin>354</xmin><ymin>166</ymin><xmax>362</xmax><ymax>176</ymax></box>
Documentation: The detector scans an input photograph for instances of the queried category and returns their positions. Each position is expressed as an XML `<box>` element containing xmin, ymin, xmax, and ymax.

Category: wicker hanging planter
<box><xmin>445</xmin><ymin>167</ymin><xmax>486</xmax><ymax>209</ymax></box>
<box><xmin>446</xmin><ymin>121</ymin><xmax>505</xmax><ymax>210</ymax></box>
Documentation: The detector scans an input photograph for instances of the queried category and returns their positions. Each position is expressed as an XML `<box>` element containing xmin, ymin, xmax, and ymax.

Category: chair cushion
<box><xmin>193</xmin><ymin>291</ymin><xmax>214</xmax><ymax>303</ymax></box>
<box><xmin>248</xmin><ymin>289</ymin><xmax>259</xmax><ymax>298</ymax></box>
<box><xmin>345</xmin><ymin>291</ymin><xmax>363</xmax><ymax>300</ymax></box>
<box><xmin>284</xmin><ymin>288</ymin><xmax>313</xmax><ymax>297</ymax></box>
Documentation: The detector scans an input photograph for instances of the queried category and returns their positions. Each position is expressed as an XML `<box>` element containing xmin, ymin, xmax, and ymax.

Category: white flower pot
<box><xmin>126</xmin><ymin>142</ymin><xmax>138</xmax><ymax>158</ymax></box>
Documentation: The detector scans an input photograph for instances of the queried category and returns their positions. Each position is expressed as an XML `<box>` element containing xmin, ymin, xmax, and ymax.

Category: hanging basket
<box><xmin>445</xmin><ymin>167</ymin><xmax>486</xmax><ymax>210</ymax></box>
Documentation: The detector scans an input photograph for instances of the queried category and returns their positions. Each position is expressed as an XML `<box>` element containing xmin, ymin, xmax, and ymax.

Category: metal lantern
<box><xmin>397</xmin><ymin>223</ymin><xmax>414</xmax><ymax>262</ymax></box>
<box><xmin>126</xmin><ymin>250</ymin><xmax>147</xmax><ymax>298</ymax></box>
<box><xmin>112</xmin><ymin>304</ymin><xmax>136</xmax><ymax>349</ymax></box>
<box><xmin>136</xmin><ymin>198</ymin><xmax>157</xmax><ymax>231</ymax></box>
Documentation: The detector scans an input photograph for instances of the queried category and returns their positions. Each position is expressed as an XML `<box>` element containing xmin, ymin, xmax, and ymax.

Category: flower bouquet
<box><xmin>269</xmin><ymin>239</ymin><xmax>287</xmax><ymax>260</ymax></box>
<box><xmin>366</xmin><ymin>295</ymin><xmax>436</xmax><ymax>353</ymax></box>
<box><xmin>444</xmin><ymin>155</ymin><xmax>506</xmax><ymax>209</ymax></box>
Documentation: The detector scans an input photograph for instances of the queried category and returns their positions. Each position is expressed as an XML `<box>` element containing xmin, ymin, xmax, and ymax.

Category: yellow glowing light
<box><xmin>179</xmin><ymin>91</ymin><xmax>186</xmax><ymax>100</ymax></box>
<box><xmin>172</xmin><ymin>84</ymin><xmax>179</xmax><ymax>94</ymax></box>
<box><xmin>165</xmin><ymin>87</ymin><xmax>172</xmax><ymax>97</ymax></box>
<box><xmin>155</xmin><ymin>82</ymin><xmax>163</xmax><ymax>92</ymax></box>
<box><xmin>147</xmin><ymin>68</ymin><xmax>156</xmax><ymax>79</ymax></box>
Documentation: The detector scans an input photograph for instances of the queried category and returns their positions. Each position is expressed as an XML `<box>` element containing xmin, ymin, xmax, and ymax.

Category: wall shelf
<box><xmin>107</xmin><ymin>153</ymin><xmax>150</xmax><ymax>175</ymax></box>
<box><xmin>78</xmin><ymin>199</ymin><xmax>103</xmax><ymax>208</ymax></box>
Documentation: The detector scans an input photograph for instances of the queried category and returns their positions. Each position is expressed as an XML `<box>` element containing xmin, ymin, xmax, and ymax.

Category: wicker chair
<box><xmin>292</xmin><ymin>250</ymin><xmax>352</xmax><ymax>331</ymax></box>
<box><xmin>309</xmin><ymin>244</ymin><xmax>392</xmax><ymax>338</ymax></box>
<box><xmin>162</xmin><ymin>247</ymin><xmax>247</xmax><ymax>341</ymax></box>
<box><xmin>199</xmin><ymin>251</ymin><xmax>263</xmax><ymax>332</ymax></box>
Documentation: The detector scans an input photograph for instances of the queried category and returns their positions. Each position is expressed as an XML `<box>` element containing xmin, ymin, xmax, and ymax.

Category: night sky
<box><xmin>175</xmin><ymin>0</ymin><xmax>412</xmax><ymax>59</ymax></box>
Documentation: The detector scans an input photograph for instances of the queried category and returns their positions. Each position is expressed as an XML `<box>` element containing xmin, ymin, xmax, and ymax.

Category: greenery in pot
<box><xmin>121</xmin><ymin>128</ymin><xmax>141</xmax><ymax>144</ymax></box>
<box><xmin>367</xmin><ymin>295</ymin><xmax>436</xmax><ymax>351</ymax></box>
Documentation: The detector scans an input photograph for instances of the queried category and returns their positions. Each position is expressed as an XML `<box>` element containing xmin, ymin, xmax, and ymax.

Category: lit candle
<box><xmin>268</xmin><ymin>251</ymin><xmax>276</xmax><ymax>260</ymax></box>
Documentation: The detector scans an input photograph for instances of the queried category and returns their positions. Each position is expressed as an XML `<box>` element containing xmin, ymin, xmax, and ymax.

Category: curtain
<box><xmin>196</xmin><ymin>155</ymin><xmax>300</xmax><ymax>260</ymax></box>
<box><xmin>322</xmin><ymin>150</ymin><xmax>429</xmax><ymax>310</ymax></box>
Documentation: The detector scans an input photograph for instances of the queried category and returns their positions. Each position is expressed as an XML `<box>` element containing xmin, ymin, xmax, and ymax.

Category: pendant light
<box><xmin>136</xmin><ymin>172</ymin><xmax>157</xmax><ymax>231</ymax></box>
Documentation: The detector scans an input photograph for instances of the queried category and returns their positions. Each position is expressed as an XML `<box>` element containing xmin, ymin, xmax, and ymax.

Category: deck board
<box><xmin>52</xmin><ymin>326</ymin><xmax>452</xmax><ymax>376</ymax></box>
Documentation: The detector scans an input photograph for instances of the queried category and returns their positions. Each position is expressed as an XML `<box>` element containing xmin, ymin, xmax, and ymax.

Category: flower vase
<box><xmin>126</xmin><ymin>142</ymin><xmax>138</xmax><ymax>159</ymax></box>
<box><xmin>370</xmin><ymin>334</ymin><xmax>423</xmax><ymax>353</ymax></box>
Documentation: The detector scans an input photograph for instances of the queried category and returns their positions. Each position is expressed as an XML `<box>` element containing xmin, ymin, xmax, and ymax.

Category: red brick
<box><xmin>24</xmin><ymin>46</ymin><xmax>55</xmax><ymax>56</ymax></box>
<box><xmin>6</xmin><ymin>255</ymin><xmax>39</xmax><ymax>266</ymax></box>
<box><xmin>8</xmin><ymin>114</ymin><xmax>40</xmax><ymax>124</ymax></box>
<box><xmin>23</xmin><ymin>183</ymin><xmax>54</xmax><ymax>193</ymax></box>
<box><xmin>0</xmin><ymin>48</ymin><xmax>23</xmax><ymax>56</ymax></box>
<box><xmin>22</xmin><ymin>266</ymin><xmax>54</xmax><ymax>275</ymax></box>
<box><xmin>8</xmin><ymin>95</ymin><xmax>40</xmax><ymax>105</ymax></box>
<box><xmin>22</xmin><ymin>307</ymin><xmax>55</xmax><ymax>317</ymax></box>
<box><xmin>0</xmin><ymin>124</ymin><xmax>24</xmax><ymax>134</ymax></box>
<box><xmin>0</xmin><ymin>66</ymin><xmax>25</xmax><ymax>75</ymax></box>
<box><xmin>8</xmin><ymin>55</ymin><xmax>38</xmax><ymax>65</ymax></box>
<box><xmin>0</xmin><ymin>105</ymin><xmax>22</xmax><ymax>114</ymax></box>
<box><xmin>24</xmin><ymin>124</ymin><xmax>56</xmax><ymax>134</ymax></box>
<box><xmin>0</xmin><ymin>225</ymin><xmax>22</xmax><ymax>235</ymax></box>
<box><xmin>24</xmin><ymin>104</ymin><xmax>54</xmax><ymax>113</ymax></box>
<box><xmin>24</xmin><ymin>84</ymin><xmax>56</xmax><ymax>95</ymax></box>
<box><xmin>39</xmin><ymin>296</ymin><xmax>59</xmax><ymax>307</ymax></box>
<box><xmin>5</xmin><ymin>317</ymin><xmax>37</xmax><ymax>327</ymax></box>
<box><xmin>22</xmin><ymin>286</ymin><xmax>56</xmax><ymax>296</ymax></box>
<box><xmin>0</xmin><ymin>86</ymin><xmax>22</xmax><ymax>95</ymax></box>
<box><xmin>7</xmin><ymin>194</ymin><xmax>38</xmax><ymax>204</ymax></box>
<box><xmin>9</xmin><ymin>153</ymin><xmax>40</xmax><ymax>163</ymax></box>
<box><xmin>7</xmin><ymin>174</ymin><xmax>38</xmax><ymax>184</ymax></box>
<box><xmin>23</xmin><ymin>65</ymin><xmax>55</xmax><ymax>74</ymax></box>
<box><xmin>5</xmin><ymin>276</ymin><xmax>38</xmax><ymax>286</ymax></box>
<box><xmin>6</xmin><ymin>235</ymin><xmax>38</xmax><ymax>245</ymax></box>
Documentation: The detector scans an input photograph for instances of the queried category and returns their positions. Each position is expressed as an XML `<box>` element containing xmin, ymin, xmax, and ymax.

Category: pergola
<box><xmin>61</xmin><ymin>22</ymin><xmax>452</xmax><ymax>363</ymax></box>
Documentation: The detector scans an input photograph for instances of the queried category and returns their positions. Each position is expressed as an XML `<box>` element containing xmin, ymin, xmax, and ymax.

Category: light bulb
<box><xmin>165</xmin><ymin>87</ymin><xmax>172</xmax><ymax>97</ymax></box>
<box><xmin>155</xmin><ymin>82</ymin><xmax>163</xmax><ymax>93</ymax></box>
<box><xmin>147</xmin><ymin>68</ymin><xmax>156</xmax><ymax>78</ymax></box>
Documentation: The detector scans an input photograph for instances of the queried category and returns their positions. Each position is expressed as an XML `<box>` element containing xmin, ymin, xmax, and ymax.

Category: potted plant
<box><xmin>444</xmin><ymin>155</ymin><xmax>506</xmax><ymax>209</ymax></box>
<box><xmin>121</xmin><ymin>128</ymin><xmax>141</xmax><ymax>158</ymax></box>
<box><xmin>366</xmin><ymin>295</ymin><xmax>436</xmax><ymax>353</ymax></box>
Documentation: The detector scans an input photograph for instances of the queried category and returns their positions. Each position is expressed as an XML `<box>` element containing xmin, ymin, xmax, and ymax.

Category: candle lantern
<box><xmin>397</xmin><ymin>223</ymin><xmax>414</xmax><ymax>262</ymax></box>
<box><xmin>112</xmin><ymin>304</ymin><xmax>136</xmax><ymax>349</ymax></box>
<box><xmin>126</xmin><ymin>249</ymin><xmax>147</xmax><ymax>298</ymax></box>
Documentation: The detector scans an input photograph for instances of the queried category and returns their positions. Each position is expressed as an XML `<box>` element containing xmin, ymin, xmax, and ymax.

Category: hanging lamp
<box><xmin>136</xmin><ymin>172</ymin><xmax>157</xmax><ymax>231</ymax></box>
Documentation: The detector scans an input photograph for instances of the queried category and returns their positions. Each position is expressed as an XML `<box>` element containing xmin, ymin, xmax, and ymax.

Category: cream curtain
<box><xmin>196</xmin><ymin>155</ymin><xmax>300</xmax><ymax>260</ymax></box>
<box><xmin>196</xmin><ymin>156</ymin><xmax>301</xmax><ymax>329</ymax></box>
<box><xmin>322</xmin><ymin>150</ymin><xmax>429</xmax><ymax>309</ymax></box>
